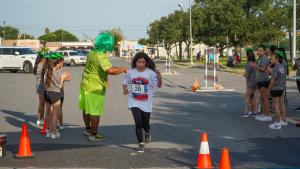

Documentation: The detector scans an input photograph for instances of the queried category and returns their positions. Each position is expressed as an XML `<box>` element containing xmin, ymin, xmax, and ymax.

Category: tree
<box><xmin>138</xmin><ymin>38</ymin><xmax>148</xmax><ymax>46</ymax></box>
<box><xmin>0</xmin><ymin>26</ymin><xmax>34</xmax><ymax>40</ymax></box>
<box><xmin>38</xmin><ymin>29</ymin><xmax>79</xmax><ymax>42</ymax></box>
<box><xmin>38</xmin><ymin>33</ymin><xmax>57</xmax><ymax>42</ymax></box>
<box><xmin>44</xmin><ymin>27</ymin><xmax>50</xmax><ymax>34</ymax></box>
<box><xmin>194</xmin><ymin>0</ymin><xmax>246</xmax><ymax>57</ymax></box>
<box><xmin>106</xmin><ymin>28</ymin><xmax>123</xmax><ymax>52</ymax></box>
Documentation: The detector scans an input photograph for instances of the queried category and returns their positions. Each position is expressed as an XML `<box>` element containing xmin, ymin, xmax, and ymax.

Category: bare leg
<box><xmin>251</xmin><ymin>89</ymin><xmax>260</xmax><ymax>113</ymax></box>
<box><xmin>59</xmin><ymin>101</ymin><xmax>63</xmax><ymax>125</ymax></box>
<box><xmin>280</xmin><ymin>95</ymin><xmax>287</xmax><ymax>122</ymax></box>
<box><xmin>272</xmin><ymin>97</ymin><xmax>280</xmax><ymax>123</ymax></box>
<box><xmin>259</xmin><ymin>87</ymin><xmax>271</xmax><ymax>116</ymax></box>
<box><xmin>50</xmin><ymin>101</ymin><xmax>60</xmax><ymax>134</ymax></box>
<box><xmin>90</xmin><ymin>115</ymin><xmax>100</xmax><ymax>135</ymax></box>
<box><xmin>244</xmin><ymin>87</ymin><xmax>253</xmax><ymax>113</ymax></box>
<box><xmin>38</xmin><ymin>93</ymin><xmax>45</xmax><ymax>120</ymax></box>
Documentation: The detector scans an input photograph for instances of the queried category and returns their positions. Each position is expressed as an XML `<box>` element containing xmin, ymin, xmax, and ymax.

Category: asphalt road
<box><xmin>0</xmin><ymin>57</ymin><xmax>300</xmax><ymax>169</ymax></box>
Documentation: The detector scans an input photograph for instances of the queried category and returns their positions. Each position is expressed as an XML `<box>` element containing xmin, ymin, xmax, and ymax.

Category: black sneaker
<box><xmin>145</xmin><ymin>133</ymin><xmax>151</xmax><ymax>143</ymax></box>
<box><xmin>295</xmin><ymin>107</ymin><xmax>300</xmax><ymax>112</ymax></box>
<box><xmin>136</xmin><ymin>143</ymin><xmax>144</xmax><ymax>153</ymax></box>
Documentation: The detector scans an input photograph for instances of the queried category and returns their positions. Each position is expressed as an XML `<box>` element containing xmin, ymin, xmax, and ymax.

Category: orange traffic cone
<box><xmin>219</xmin><ymin>148</ymin><xmax>231</xmax><ymax>169</ymax></box>
<box><xmin>40</xmin><ymin>121</ymin><xmax>47</xmax><ymax>135</ymax></box>
<box><xmin>195</xmin><ymin>132</ymin><xmax>212</xmax><ymax>168</ymax></box>
<box><xmin>15</xmin><ymin>123</ymin><xmax>34</xmax><ymax>158</ymax></box>
<box><xmin>192</xmin><ymin>79</ymin><xmax>200</xmax><ymax>92</ymax></box>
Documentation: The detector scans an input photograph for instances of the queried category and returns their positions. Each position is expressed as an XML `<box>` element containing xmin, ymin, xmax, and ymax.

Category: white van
<box><xmin>0</xmin><ymin>46</ymin><xmax>37</xmax><ymax>73</ymax></box>
<box><xmin>59</xmin><ymin>50</ymin><xmax>86</xmax><ymax>66</ymax></box>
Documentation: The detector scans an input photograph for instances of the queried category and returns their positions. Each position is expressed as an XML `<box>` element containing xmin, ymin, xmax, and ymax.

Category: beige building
<box><xmin>3</xmin><ymin>39</ymin><xmax>41</xmax><ymax>51</ymax></box>
<box><xmin>46</xmin><ymin>41</ymin><xmax>93</xmax><ymax>51</ymax></box>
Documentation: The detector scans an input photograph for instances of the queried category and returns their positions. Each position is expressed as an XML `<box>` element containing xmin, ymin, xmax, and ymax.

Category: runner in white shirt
<box><xmin>123</xmin><ymin>52</ymin><xmax>162</xmax><ymax>153</ymax></box>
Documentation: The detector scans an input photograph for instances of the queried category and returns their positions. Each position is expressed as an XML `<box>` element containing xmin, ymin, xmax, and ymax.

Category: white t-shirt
<box><xmin>123</xmin><ymin>68</ymin><xmax>158</xmax><ymax>112</ymax></box>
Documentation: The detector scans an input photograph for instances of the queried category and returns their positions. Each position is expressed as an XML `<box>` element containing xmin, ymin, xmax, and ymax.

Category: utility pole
<box><xmin>189</xmin><ymin>0</ymin><xmax>193</xmax><ymax>64</ymax></box>
<box><xmin>3</xmin><ymin>21</ymin><xmax>6</xmax><ymax>45</ymax></box>
<box><xmin>292</xmin><ymin>0</ymin><xmax>297</xmax><ymax>64</ymax></box>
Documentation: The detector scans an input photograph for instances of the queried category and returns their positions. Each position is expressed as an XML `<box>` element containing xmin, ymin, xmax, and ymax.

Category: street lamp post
<box><xmin>178</xmin><ymin>3</ymin><xmax>184</xmax><ymax>61</ymax></box>
<box><xmin>3</xmin><ymin>21</ymin><xmax>6</xmax><ymax>45</ymax></box>
<box><xmin>178</xmin><ymin>1</ymin><xmax>193</xmax><ymax>64</ymax></box>
<box><xmin>189</xmin><ymin>0</ymin><xmax>193</xmax><ymax>64</ymax></box>
<box><xmin>292</xmin><ymin>0</ymin><xmax>297</xmax><ymax>64</ymax></box>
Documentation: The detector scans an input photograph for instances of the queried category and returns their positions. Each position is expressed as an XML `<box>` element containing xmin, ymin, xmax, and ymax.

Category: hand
<box><xmin>250</xmin><ymin>62</ymin><xmax>256</xmax><ymax>68</ymax></box>
<box><xmin>156</xmin><ymin>69</ymin><xmax>161</xmax><ymax>78</ymax></box>
<box><xmin>123</xmin><ymin>67</ymin><xmax>128</xmax><ymax>73</ymax></box>
<box><xmin>266</xmin><ymin>67</ymin><xmax>272</xmax><ymax>74</ymax></box>
<box><xmin>123</xmin><ymin>88</ymin><xmax>129</xmax><ymax>95</ymax></box>
<box><xmin>64</xmin><ymin>72</ymin><xmax>72</xmax><ymax>81</ymax></box>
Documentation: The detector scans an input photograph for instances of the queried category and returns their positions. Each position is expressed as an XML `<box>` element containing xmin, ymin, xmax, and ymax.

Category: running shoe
<box><xmin>59</xmin><ymin>125</ymin><xmax>66</xmax><ymax>130</ymax></box>
<box><xmin>257</xmin><ymin>115</ymin><xmax>272</xmax><ymax>122</ymax></box>
<box><xmin>136</xmin><ymin>143</ymin><xmax>145</xmax><ymax>153</ymax></box>
<box><xmin>83</xmin><ymin>130</ymin><xmax>92</xmax><ymax>136</ymax></box>
<box><xmin>36</xmin><ymin>120</ymin><xmax>44</xmax><ymax>126</ymax></box>
<box><xmin>145</xmin><ymin>132</ymin><xmax>151</xmax><ymax>143</ymax></box>
<box><xmin>280</xmin><ymin>121</ymin><xmax>288</xmax><ymax>126</ymax></box>
<box><xmin>50</xmin><ymin>132</ymin><xmax>60</xmax><ymax>139</ymax></box>
<box><xmin>241</xmin><ymin>112</ymin><xmax>250</xmax><ymax>118</ymax></box>
<box><xmin>255</xmin><ymin>114</ymin><xmax>263</xmax><ymax>120</ymax></box>
<box><xmin>46</xmin><ymin>131</ymin><xmax>51</xmax><ymax>138</ymax></box>
<box><xmin>88</xmin><ymin>134</ymin><xmax>106</xmax><ymax>141</ymax></box>
<box><xmin>269</xmin><ymin>122</ymin><xmax>282</xmax><ymax>130</ymax></box>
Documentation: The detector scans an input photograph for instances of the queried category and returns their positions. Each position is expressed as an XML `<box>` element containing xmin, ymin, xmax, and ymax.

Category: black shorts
<box><xmin>258</xmin><ymin>81</ymin><xmax>270</xmax><ymax>89</ymax></box>
<box><xmin>44</xmin><ymin>91</ymin><xmax>61</xmax><ymax>104</ymax></box>
<box><xmin>270</xmin><ymin>90</ymin><xmax>284</xmax><ymax>97</ymax></box>
<box><xmin>60</xmin><ymin>97</ymin><xmax>64</xmax><ymax>103</ymax></box>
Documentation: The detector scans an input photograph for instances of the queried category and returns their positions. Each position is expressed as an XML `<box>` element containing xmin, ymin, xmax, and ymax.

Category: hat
<box><xmin>276</xmin><ymin>51</ymin><xmax>285</xmax><ymax>59</ymax></box>
<box><xmin>245</xmin><ymin>48</ymin><xmax>254</xmax><ymax>52</ymax></box>
<box><xmin>94</xmin><ymin>32</ymin><xmax>114</xmax><ymax>52</ymax></box>
<box><xmin>37</xmin><ymin>51</ymin><xmax>47</xmax><ymax>58</ymax></box>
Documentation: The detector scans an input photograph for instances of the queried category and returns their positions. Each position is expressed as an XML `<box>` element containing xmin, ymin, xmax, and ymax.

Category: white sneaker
<box><xmin>36</xmin><ymin>120</ymin><xmax>44</xmax><ymax>126</ymax></box>
<box><xmin>280</xmin><ymin>121</ymin><xmax>288</xmax><ymax>126</ymax></box>
<box><xmin>59</xmin><ymin>125</ymin><xmax>66</xmax><ymax>130</ymax></box>
<box><xmin>50</xmin><ymin>132</ymin><xmax>60</xmax><ymax>139</ymax></box>
<box><xmin>269</xmin><ymin>122</ymin><xmax>282</xmax><ymax>130</ymax></box>
<box><xmin>255</xmin><ymin>114</ymin><xmax>263</xmax><ymax>120</ymax></box>
<box><xmin>258</xmin><ymin>115</ymin><xmax>272</xmax><ymax>122</ymax></box>
<box><xmin>46</xmin><ymin>131</ymin><xmax>51</xmax><ymax>138</ymax></box>
<box><xmin>56</xmin><ymin>132</ymin><xmax>61</xmax><ymax>138</ymax></box>
<box><xmin>50</xmin><ymin>133</ymin><xmax>57</xmax><ymax>139</ymax></box>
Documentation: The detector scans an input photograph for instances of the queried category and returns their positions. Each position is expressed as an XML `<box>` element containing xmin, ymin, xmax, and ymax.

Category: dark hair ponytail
<box><xmin>131</xmin><ymin>52</ymin><xmax>156</xmax><ymax>71</ymax></box>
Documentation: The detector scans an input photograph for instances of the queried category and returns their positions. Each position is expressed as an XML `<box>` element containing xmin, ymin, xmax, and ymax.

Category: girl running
<box><xmin>44</xmin><ymin>53</ymin><xmax>71</xmax><ymax>139</ymax></box>
<box><xmin>242</xmin><ymin>48</ymin><xmax>259</xmax><ymax>118</ymax></box>
<box><xmin>268</xmin><ymin>52</ymin><xmax>287</xmax><ymax>129</ymax></box>
<box><xmin>123</xmin><ymin>52</ymin><xmax>162</xmax><ymax>153</ymax></box>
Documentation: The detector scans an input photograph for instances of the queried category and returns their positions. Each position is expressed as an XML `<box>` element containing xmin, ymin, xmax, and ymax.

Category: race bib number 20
<box><xmin>131</xmin><ymin>84</ymin><xmax>146</xmax><ymax>94</ymax></box>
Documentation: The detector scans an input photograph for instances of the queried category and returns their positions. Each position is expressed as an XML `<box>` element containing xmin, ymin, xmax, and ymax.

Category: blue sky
<box><xmin>0</xmin><ymin>0</ymin><xmax>189</xmax><ymax>40</ymax></box>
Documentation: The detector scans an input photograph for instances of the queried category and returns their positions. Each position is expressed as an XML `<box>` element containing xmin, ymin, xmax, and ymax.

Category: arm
<box><xmin>267</xmin><ymin>78</ymin><xmax>275</xmax><ymax>94</ymax></box>
<box><xmin>106</xmin><ymin>66</ymin><xmax>128</xmax><ymax>75</ymax></box>
<box><xmin>156</xmin><ymin>70</ymin><xmax>162</xmax><ymax>88</ymax></box>
<box><xmin>59</xmin><ymin>72</ymin><xmax>71</xmax><ymax>89</ymax></box>
<box><xmin>122</xmin><ymin>72</ymin><xmax>130</xmax><ymax>95</ymax></box>
<box><xmin>123</xmin><ymin>84</ymin><xmax>129</xmax><ymax>95</ymax></box>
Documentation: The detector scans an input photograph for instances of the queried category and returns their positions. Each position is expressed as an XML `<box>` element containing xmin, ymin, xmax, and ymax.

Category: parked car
<box><xmin>75</xmin><ymin>49</ymin><xmax>89</xmax><ymax>57</ymax></box>
<box><xmin>59</xmin><ymin>50</ymin><xmax>86</xmax><ymax>66</ymax></box>
<box><xmin>0</xmin><ymin>46</ymin><xmax>37</xmax><ymax>73</ymax></box>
